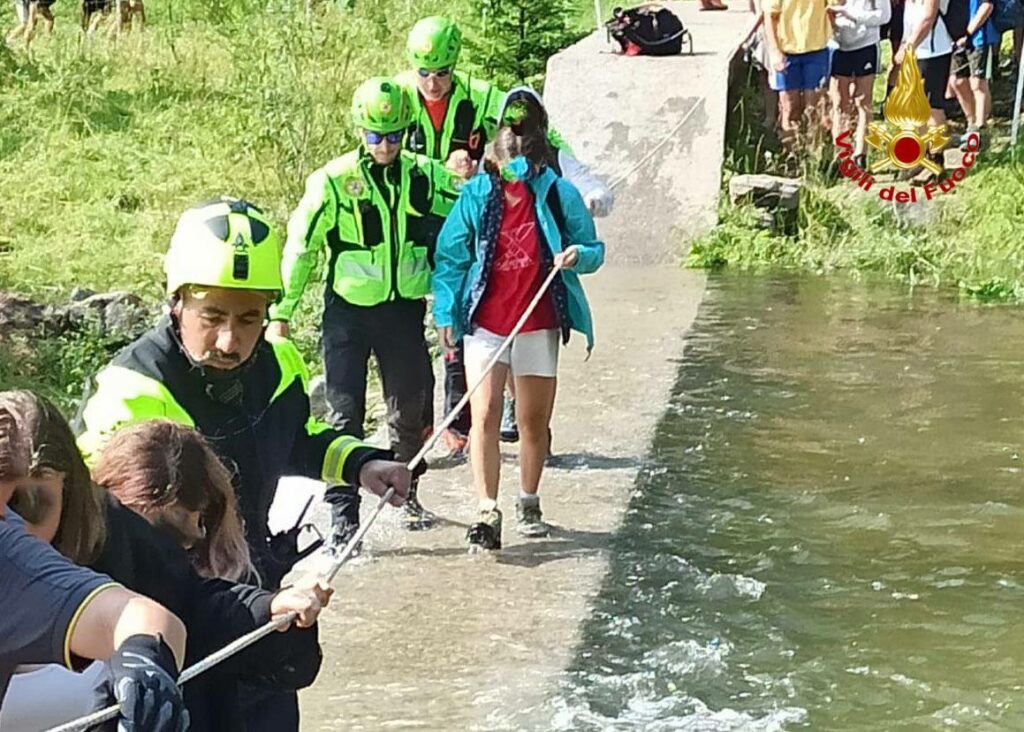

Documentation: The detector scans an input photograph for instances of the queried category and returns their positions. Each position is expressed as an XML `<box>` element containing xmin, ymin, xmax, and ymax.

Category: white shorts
<box><xmin>464</xmin><ymin>327</ymin><xmax>559</xmax><ymax>378</ymax></box>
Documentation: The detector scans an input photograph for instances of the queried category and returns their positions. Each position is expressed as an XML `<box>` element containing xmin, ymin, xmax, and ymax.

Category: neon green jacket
<box><xmin>397</xmin><ymin>70</ymin><xmax>572</xmax><ymax>165</ymax></box>
<box><xmin>270</xmin><ymin>149</ymin><xmax>460</xmax><ymax>320</ymax></box>
<box><xmin>74</xmin><ymin>319</ymin><xmax>388</xmax><ymax>583</ymax></box>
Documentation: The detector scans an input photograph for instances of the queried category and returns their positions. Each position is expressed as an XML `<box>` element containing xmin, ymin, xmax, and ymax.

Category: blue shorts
<box><xmin>770</xmin><ymin>48</ymin><xmax>831</xmax><ymax>91</ymax></box>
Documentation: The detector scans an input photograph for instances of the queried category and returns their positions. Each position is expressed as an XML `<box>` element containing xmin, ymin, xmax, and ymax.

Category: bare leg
<box><xmin>465</xmin><ymin>358</ymin><xmax>510</xmax><ymax>503</ymax></box>
<box><xmin>829</xmin><ymin>76</ymin><xmax>844</xmax><ymax>143</ymax></box>
<box><xmin>952</xmin><ymin>76</ymin><xmax>974</xmax><ymax>126</ymax></box>
<box><xmin>802</xmin><ymin>88</ymin><xmax>826</xmax><ymax>146</ymax></box>
<box><xmin>39</xmin><ymin>5</ymin><xmax>54</xmax><ymax>33</ymax></box>
<box><xmin>853</xmin><ymin>75</ymin><xmax>875</xmax><ymax>157</ymax></box>
<box><xmin>23</xmin><ymin>1</ymin><xmax>39</xmax><ymax>43</ymax></box>
<box><xmin>970</xmin><ymin>76</ymin><xmax>990</xmax><ymax>129</ymax></box>
<box><xmin>514</xmin><ymin>375</ymin><xmax>557</xmax><ymax>495</ymax></box>
<box><xmin>777</xmin><ymin>90</ymin><xmax>802</xmax><ymax>149</ymax></box>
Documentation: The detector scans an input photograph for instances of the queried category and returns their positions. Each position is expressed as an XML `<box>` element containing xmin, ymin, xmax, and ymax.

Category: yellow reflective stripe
<box><xmin>321</xmin><ymin>434</ymin><xmax>364</xmax><ymax>484</ymax></box>
<box><xmin>338</xmin><ymin>258</ymin><xmax>384</xmax><ymax>280</ymax></box>
<box><xmin>400</xmin><ymin>255</ymin><xmax>430</xmax><ymax>279</ymax></box>
<box><xmin>63</xmin><ymin>582</ymin><xmax>120</xmax><ymax>669</ymax></box>
<box><xmin>77</xmin><ymin>367</ymin><xmax>193</xmax><ymax>465</ymax></box>
<box><xmin>306</xmin><ymin>416</ymin><xmax>331</xmax><ymax>436</ymax></box>
<box><xmin>270</xmin><ymin>337</ymin><xmax>309</xmax><ymax>403</ymax></box>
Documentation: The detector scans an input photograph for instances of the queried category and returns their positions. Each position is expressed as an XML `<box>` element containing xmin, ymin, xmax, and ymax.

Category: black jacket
<box><xmin>92</xmin><ymin>498</ymin><xmax>323</xmax><ymax>731</ymax></box>
<box><xmin>76</xmin><ymin>317</ymin><xmax>391</xmax><ymax>586</ymax></box>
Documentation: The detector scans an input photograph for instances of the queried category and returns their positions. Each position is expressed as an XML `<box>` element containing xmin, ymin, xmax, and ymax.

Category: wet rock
<box><xmin>729</xmin><ymin>174</ymin><xmax>802</xmax><ymax>211</ymax></box>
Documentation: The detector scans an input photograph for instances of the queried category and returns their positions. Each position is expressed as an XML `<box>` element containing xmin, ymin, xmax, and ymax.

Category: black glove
<box><xmin>97</xmin><ymin>634</ymin><xmax>189</xmax><ymax>732</ymax></box>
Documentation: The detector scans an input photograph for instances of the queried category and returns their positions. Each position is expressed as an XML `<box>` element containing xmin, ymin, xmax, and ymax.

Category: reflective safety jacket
<box><xmin>397</xmin><ymin>69</ymin><xmax>504</xmax><ymax>162</ymax></box>
<box><xmin>74</xmin><ymin>318</ymin><xmax>388</xmax><ymax>584</ymax></box>
<box><xmin>270</xmin><ymin>149</ymin><xmax>459</xmax><ymax>319</ymax></box>
<box><xmin>398</xmin><ymin>71</ymin><xmax>573</xmax><ymax>167</ymax></box>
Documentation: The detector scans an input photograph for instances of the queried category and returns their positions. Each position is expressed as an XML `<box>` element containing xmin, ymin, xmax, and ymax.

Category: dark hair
<box><xmin>0</xmin><ymin>390</ymin><xmax>107</xmax><ymax>564</ymax></box>
<box><xmin>484</xmin><ymin>96</ymin><xmax>557</xmax><ymax>176</ymax></box>
<box><xmin>0</xmin><ymin>401</ymin><xmax>28</xmax><ymax>483</ymax></box>
<box><xmin>93</xmin><ymin>421</ymin><xmax>253</xmax><ymax>581</ymax></box>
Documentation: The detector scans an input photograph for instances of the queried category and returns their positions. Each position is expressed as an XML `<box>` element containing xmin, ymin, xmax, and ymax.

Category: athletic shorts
<box><xmin>952</xmin><ymin>44</ymin><xmax>994</xmax><ymax>80</ymax></box>
<box><xmin>13</xmin><ymin>0</ymin><xmax>56</xmax><ymax>11</ymax></box>
<box><xmin>464</xmin><ymin>327</ymin><xmax>559</xmax><ymax>379</ymax></box>
<box><xmin>770</xmin><ymin>47</ymin><xmax>831</xmax><ymax>91</ymax></box>
<box><xmin>917</xmin><ymin>53</ymin><xmax>952</xmax><ymax>110</ymax></box>
<box><xmin>831</xmin><ymin>44</ymin><xmax>880</xmax><ymax>77</ymax></box>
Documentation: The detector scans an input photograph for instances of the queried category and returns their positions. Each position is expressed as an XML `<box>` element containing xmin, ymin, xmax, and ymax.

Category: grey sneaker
<box><xmin>467</xmin><ymin>508</ymin><xmax>503</xmax><ymax>550</ymax></box>
<box><xmin>401</xmin><ymin>481</ymin><xmax>438</xmax><ymax>531</ymax></box>
<box><xmin>515</xmin><ymin>495</ymin><xmax>551</xmax><ymax>538</ymax></box>
<box><xmin>500</xmin><ymin>396</ymin><xmax>519</xmax><ymax>443</ymax></box>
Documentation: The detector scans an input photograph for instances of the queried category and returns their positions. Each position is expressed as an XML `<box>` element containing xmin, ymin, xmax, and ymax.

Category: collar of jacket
<box><xmin>357</xmin><ymin>146</ymin><xmax>404</xmax><ymax>186</ymax></box>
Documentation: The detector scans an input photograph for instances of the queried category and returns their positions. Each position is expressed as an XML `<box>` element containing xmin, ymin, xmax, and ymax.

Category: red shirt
<box><xmin>424</xmin><ymin>96</ymin><xmax>448</xmax><ymax>132</ymax></box>
<box><xmin>473</xmin><ymin>180</ymin><xmax>559</xmax><ymax>336</ymax></box>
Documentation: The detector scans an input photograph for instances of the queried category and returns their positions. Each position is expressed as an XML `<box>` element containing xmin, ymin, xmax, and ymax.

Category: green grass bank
<box><xmin>689</xmin><ymin>45</ymin><xmax>1024</xmax><ymax>302</ymax></box>
<box><xmin>0</xmin><ymin>0</ymin><xmax>592</xmax><ymax>408</ymax></box>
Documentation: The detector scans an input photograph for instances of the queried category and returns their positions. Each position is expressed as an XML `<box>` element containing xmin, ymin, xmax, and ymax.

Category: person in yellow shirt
<box><xmin>763</xmin><ymin>0</ymin><xmax>835</xmax><ymax>149</ymax></box>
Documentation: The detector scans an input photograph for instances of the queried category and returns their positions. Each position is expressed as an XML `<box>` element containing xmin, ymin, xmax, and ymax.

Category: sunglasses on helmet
<box><xmin>417</xmin><ymin>67</ymin><xmax>452</xmax><ymax>78</ymax></box>
<box><xmin>363</xmin><ymin>130</ymin><xmax>405</xmax><ymax>145</ymax></box>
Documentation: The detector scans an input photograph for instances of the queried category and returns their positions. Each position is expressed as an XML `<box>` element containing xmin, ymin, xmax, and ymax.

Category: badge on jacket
<box><xmin>345</xmin><ymin>178</ymin><xmax>366</xmax><ymax>198</ymax></box>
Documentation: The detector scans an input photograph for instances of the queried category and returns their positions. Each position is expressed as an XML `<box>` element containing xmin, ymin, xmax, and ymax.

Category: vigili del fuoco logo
<box><xmin>833</xmin><ymin>46</ymin><xmax>980</xmax><ymax>204</ymax></box>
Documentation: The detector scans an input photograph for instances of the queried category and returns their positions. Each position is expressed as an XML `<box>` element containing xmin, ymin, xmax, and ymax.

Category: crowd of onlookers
<box><xmin>745</xmin><ymin>0</ymin><xmax>1022</xmax><ymax>180</ymax></box>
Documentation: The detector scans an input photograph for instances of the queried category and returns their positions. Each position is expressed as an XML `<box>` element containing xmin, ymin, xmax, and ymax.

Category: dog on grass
<box><xmin>82</xmin><ymin>0</ymin><xmax>145</xmax><ymax>36</ymax></box>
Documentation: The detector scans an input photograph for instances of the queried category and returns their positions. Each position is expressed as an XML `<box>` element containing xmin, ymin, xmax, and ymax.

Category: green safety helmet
<box><xmin>165</xmin><ymin>196</ymin><xmax>283</xmax><ymax>297</ymax></box>
<box><xmin>406</xmin><ymin>16</ymin><xmax>462</xmax><ymax>71</ymax></box>
<box><xmin>351</xmin><ymin>77</ymin><xmax>411</xmax><ymax>133</ymax></box>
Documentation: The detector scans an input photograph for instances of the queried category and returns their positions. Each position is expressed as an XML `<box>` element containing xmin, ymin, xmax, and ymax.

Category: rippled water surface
<box><xmin>550</xmin><ymin>274</ymin><xmax>1024</xmax><ymax>730</ymax></box>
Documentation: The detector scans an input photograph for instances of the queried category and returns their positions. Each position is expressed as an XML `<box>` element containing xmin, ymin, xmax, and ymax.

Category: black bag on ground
<box><xmin>606</xmin><ymin>5</ymin><xmax>691</xmax><ymax>56</ymax></box>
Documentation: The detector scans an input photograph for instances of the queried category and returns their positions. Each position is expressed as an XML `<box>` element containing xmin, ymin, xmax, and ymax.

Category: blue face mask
<box><xmin>500</xmin><ymin>155</ymin><xmax>531</xmax><ymax>182</ymax></box>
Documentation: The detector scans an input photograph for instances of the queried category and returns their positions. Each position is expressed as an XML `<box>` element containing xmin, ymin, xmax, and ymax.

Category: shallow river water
<box><xmin>546</xmin><ymin>273</ymin><xmax>1024</xmax><ymax>730</ymax></box>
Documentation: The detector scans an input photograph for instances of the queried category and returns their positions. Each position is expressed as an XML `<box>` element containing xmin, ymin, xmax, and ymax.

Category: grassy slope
<box><xmin>689</xmin><ymin>42</ymin><xmax>1024</xmax><ymax>301</ymax></box>
<box><xmin>0</xmin><ymin>0</ymin><xmax>593</xmax><ymax>407</ymax></box>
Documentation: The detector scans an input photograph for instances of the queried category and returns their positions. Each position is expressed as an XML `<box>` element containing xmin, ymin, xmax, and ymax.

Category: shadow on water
<box><xmin>538</xmin><ymin>272</ymin><xmax>1024</xmax><ymax>731</ymax></box>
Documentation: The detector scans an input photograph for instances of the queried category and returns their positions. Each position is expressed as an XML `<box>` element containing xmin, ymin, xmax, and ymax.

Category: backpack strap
<box><xmin>545</xmin><ymin>183</ymin><xmax>566</xmax><ymax>236</ymax></box>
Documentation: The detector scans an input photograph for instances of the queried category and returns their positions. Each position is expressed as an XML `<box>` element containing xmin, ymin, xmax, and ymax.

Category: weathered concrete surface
<box><xmin>544</xmin><ymin>4</ymin><xmax>755</xmax><ymax>264</ymax></box>
<box><xmin>273</xmin><ymin>266</ymin><xmax>706</xmax><ymax>729</ymax></box>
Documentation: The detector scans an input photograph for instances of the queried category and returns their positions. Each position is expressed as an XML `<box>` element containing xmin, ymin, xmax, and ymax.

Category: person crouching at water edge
<box><xmin>431</xmin><ymin>113</ymin><xmax>605</xmax><ymax>550</ymax></box>
<box><xmin>0</xmin><ymin>391</ymin><xmax>330</xmax><ymax>732</ymax></box>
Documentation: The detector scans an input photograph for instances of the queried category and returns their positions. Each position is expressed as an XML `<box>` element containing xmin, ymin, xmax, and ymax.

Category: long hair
<box><xmin>92</xmin><ymin>421</ymin><xmax>253</xmax><ymax>581</ymax></box>
<box><xmin>0</xmin><ymin>390</ymin><xmax>107</xmax><ymax>564</ymax></box>
<box><xmin>484</xmin><ymin>96</ymin><xmax>557</xmax><ymax>176</ymax></box>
